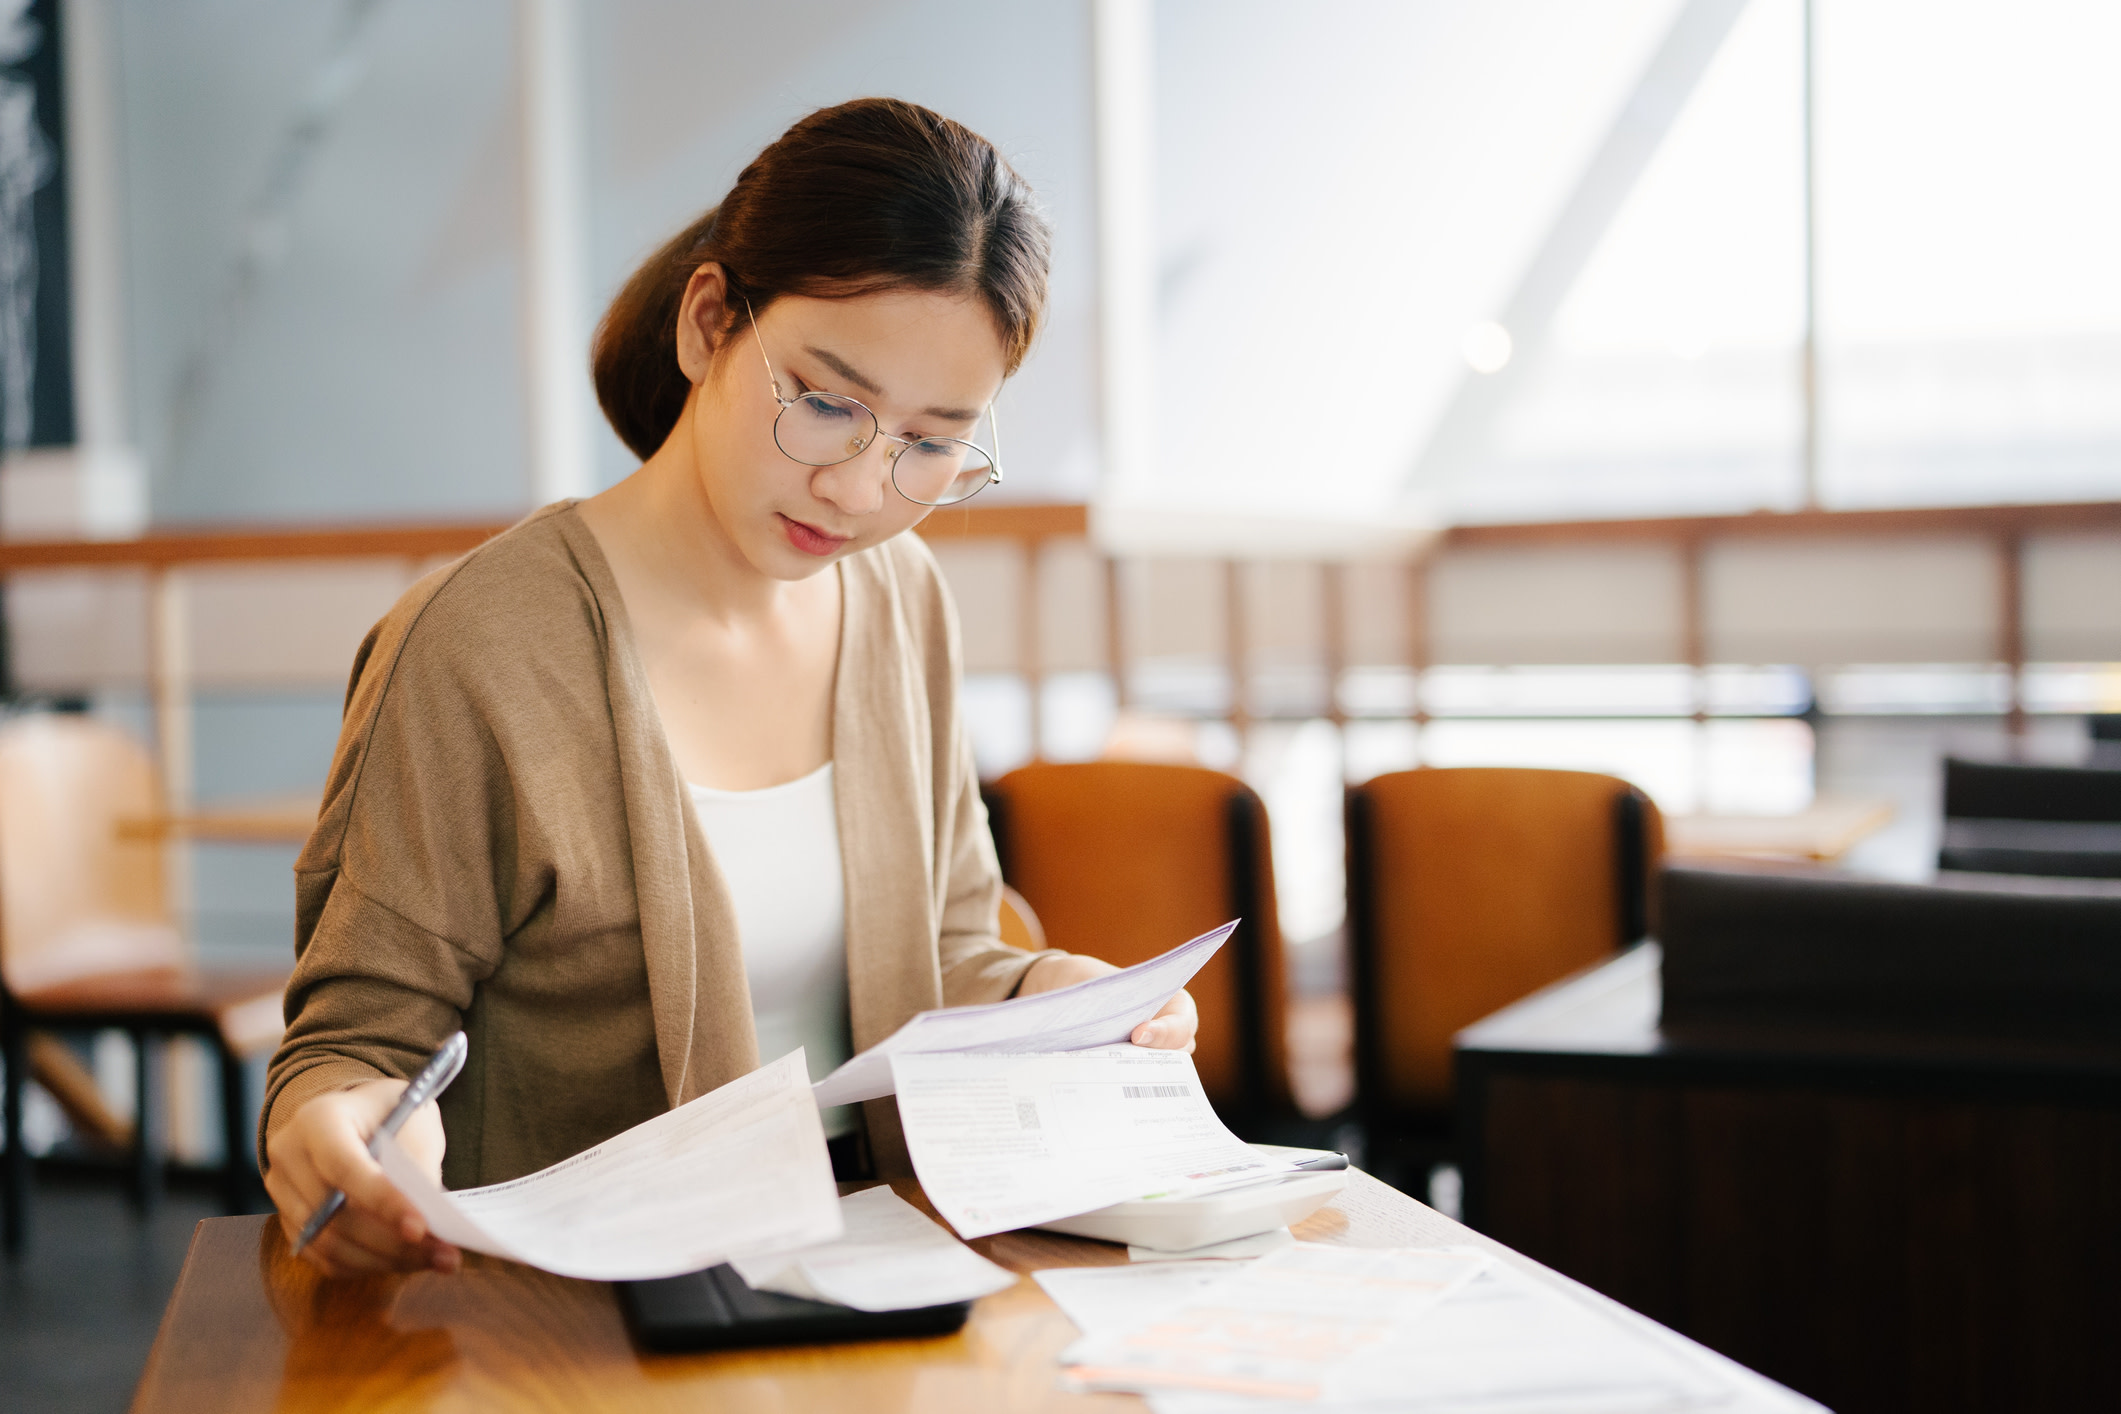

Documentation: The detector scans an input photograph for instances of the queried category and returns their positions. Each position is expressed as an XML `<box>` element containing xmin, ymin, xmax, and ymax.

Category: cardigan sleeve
<box><xmin>261</xmin><ymin>549</ymin><xmax>579</xmax><ymax>1167</ymax></box>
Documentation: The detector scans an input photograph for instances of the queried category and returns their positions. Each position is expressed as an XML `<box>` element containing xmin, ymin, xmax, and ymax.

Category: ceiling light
<box><xmin>1461</xmin><ymin>321</ymin><xmax>1512</xmax><ymax>374</ymax></box>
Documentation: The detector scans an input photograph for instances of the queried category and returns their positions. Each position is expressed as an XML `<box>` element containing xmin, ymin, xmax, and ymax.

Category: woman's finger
<box><xmin>1131</xmin><ymin>989</ymin><xmax>1200</xmax><ymax>1049</ymax></box>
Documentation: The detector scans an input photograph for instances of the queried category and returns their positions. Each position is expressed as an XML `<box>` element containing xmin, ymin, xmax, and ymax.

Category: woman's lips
<box><xmin>780</xmin><ymin>514</ymin><xmax>852</xmax><ymax>557</ymax></box>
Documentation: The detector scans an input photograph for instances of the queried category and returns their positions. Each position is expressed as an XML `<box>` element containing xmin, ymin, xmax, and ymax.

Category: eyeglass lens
<box><xmin>775</xmin><ymin>391</ymin><xmax>995</xmax><ymax>507</ymax></box>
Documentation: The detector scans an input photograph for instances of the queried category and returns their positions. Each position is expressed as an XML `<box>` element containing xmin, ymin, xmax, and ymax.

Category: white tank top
<box><xmin>686</xmin><ymin>762</ymin><xmax>855</xmax><ymax>1136</ymax></box>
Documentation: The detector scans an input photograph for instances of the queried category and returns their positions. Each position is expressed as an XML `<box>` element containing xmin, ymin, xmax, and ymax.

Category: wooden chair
<box><xmin>982</xmin><ymin>761</ymin><xmax>1294</xmax><ymax>1130</ymax></box>
<box><xmin>1345</xmin><ymin>767</ymin><xmax>1661</xmax><ymax>1187</ymax></box>
<box><xmin>0</xmin><ymin>714</ymin><xmax>288</xmax><ymax>1255</ymax></box>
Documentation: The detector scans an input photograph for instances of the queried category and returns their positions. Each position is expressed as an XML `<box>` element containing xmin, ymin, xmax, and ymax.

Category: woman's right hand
<box><xmin>264</xmin><ymin>1078</ymin><xmax>460</xmax><ymax>1277</ymax></box>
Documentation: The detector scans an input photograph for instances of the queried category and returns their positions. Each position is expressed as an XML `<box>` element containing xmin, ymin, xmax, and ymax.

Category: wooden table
<box><xmin>1664</xmin><ymin>797</ymin><xmax>1895</xmax><ymax>863</ymax></box>
<box><xmin>1456</xmin><ymin>946</ymin><xmax>2121</xmax><ymax>1413</ymax></box>
<box><xmin>130</xmin><ymin>1172</ymin><xmax>1815</xmax><ymax>1412</ymax></box>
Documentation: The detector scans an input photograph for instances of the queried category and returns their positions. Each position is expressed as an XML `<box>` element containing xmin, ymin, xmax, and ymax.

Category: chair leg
<box><xmin>3</xmin><ymin>1000</ymin><xmax>28</xmax><ymax>1258</ymax></box>
<box><xmin>131</xmin><ymin>1029</ymin><xmax>164</xmax><ymax>1217</ymax></box>
<box><xmin>215</xmin><ymin>1039</ymin><xmax>256</xmax><ymax>1215</ymax></box>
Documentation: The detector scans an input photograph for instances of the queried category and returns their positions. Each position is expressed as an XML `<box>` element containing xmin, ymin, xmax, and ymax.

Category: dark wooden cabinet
<box><xmin>1456</xmin><ymin>946</ymin><xmax>2121</xmax><ymax>1414</ymax></box>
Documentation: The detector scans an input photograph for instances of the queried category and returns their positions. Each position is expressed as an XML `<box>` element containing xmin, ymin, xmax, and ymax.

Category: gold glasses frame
<box><xmin>743</xmin><ymin>301</ymin><xmax>1004</xmax><ymax>508</ymax></box>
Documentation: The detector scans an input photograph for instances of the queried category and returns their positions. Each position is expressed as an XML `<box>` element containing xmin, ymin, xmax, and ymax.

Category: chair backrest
<box><xmin>997</xmin><ymin>884</ymin><xmax>1046</xmax><ymax>952</ymax></box>
<box><xmin>1938</xmin><ymin>756</ymin><xmax>2121</xmax><ymax>879</ymax></box>
<box><xmin>1942</xmin><ymin>755</ymin><xmax>2121</xmax><ymax>824</ymax></box>
<box><xmin>983</xmin><ymin>760</ymin><xmax>1291</xmax><ymax>1119</ymax></box>
<box><xmin>0</xmin><ymin>713</ymin><xmax>183</xmax><ymax>995</ymax></box>
<box><xmin>1347</xmin><ymin>767</ymin><xmax>1662</xmax><ymax>1117</ymax></box>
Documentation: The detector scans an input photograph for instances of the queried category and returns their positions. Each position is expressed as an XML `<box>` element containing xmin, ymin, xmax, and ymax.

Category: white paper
<box><xmin>1035</xmin><ymin>1261</ymin><xmax>1239</xmax><ymax>1337</ymax></box>
<box><xmin>1052</xmin><ymin>1254</ymin><xmax>1741</xmax><ymax>1414</ymax></box>
<box><xmin>1061</xmin><ymin>1243</ymin><xmax>1492</xmax><ymax>1400</ymax></box>
<box><xmin>727</xmin><ymin>1184</ymin><xmax>1017</xmax><ymax>1312</ymax></box>
<box><xmin>810</xmin><ymin>920</ymin><xmax>1238</xmax><ymax>1107</ymax></box>
<box><xmin>374</xmin><ymin>1048</ymin><xmax>841</xmax><ymax>1281</ymax></box>
<box><xmin>892</xmin><ymin>1046</ymin><xmax>1295</xmax><ymax>1239</ymax></box>
<box><xmin>1130</xmin><ymin>1227</ymin><xmax>1293</xmax><ymax>1263</ymax></box>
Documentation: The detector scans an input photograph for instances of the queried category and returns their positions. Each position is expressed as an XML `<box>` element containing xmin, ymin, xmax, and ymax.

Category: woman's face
<box><xmin>678</xmin><ymin>274</ymin><xmax>1009</xmax><ymax>581</ymax></box>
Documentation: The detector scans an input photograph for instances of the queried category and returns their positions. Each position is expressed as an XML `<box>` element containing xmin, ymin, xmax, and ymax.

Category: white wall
<box><xmin>582</xmin><ymin>0</ymin><xmax>1102</xmax><ymax>502</ymax></box>
<box><xmin>109</xmin><ymin>0</ymin><xmax>1102</xmax><ymax>526</ymax></box>
<box><xmin>117</xmin><ymin>0</ymin><xmax>527</xmax><ymax>523</ymax></box>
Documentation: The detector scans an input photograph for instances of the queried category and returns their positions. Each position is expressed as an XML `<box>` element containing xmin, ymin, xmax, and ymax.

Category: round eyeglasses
<box><xmin>746</xmin><ymin>306</ymin><xmax>1003</xmax><ymax>508</ymax></box>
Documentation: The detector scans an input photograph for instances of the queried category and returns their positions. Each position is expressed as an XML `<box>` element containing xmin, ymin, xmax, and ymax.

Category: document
<box><xmin>1130</xmin><ymin>1227</ymin><xmax>1293</xmax><ymax>1263</ymax></box>
<box><xmin>1034</xmin><ymin>1261</ymin><xmax>1245</xmax><ymax>1337</ymax></box>
<box><xmin>810</xmin><ymin>920</ymin><xmax>1238</xmax><ymax>1107</ymax></box>
<box><xmin>1052</xmin><ymin>1247</ymin><xmax>1741</xmax><ymax>1414</ymax></box>
<box><xmin>374</xmin><ymin>1049</ymin><xmax>841</xmax><ymax>1282</ymax></box>
<box><xmin>728</xmin><ymin>1184</ymin><xmax>1017</xmax><ymax>1312</ymax></box>
<box><xmin>1060</xmin><ymin>1243</ymin><xmax>1492</xmax><ymax>1400</ymax></box>
<box><xmin>892</xmin><ymin>1046</ymin><xmax>1295</xmax><ymax>1239</ymax></box>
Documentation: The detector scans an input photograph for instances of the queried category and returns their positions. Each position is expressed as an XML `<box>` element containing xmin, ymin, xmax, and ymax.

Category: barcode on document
<box><xmin>1016</xmin><ymin>1100</ymin><xmax>1041</xmax><ymax>1129</ymax></box>
<box><xmin>1121</xmin><ymin>1084</ymin><xmax>1190</xmax><ymax>1100</ymax></box>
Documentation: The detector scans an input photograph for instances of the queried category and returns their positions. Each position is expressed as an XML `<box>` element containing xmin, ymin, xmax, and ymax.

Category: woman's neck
<box><xmin>576</xmin><ymin>429</ymin><xmax>844</xmax><ymax>792</ymax></box>
<box><xmin>585</xmin><ymin>432</ymin><xmax>792</xmax><ymax>631</ymax></box>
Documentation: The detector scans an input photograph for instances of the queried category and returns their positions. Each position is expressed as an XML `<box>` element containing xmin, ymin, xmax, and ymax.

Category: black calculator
<box><xmin>618</xmin><ymin>1264</ymin><xmax>973</xmax><ymax>1353</ymax></box>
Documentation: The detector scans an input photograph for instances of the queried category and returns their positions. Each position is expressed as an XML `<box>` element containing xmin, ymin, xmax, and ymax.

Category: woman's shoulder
<box><xmin>351</xmin><ymin>502</ymin><xmax>609</xmax><ymax>698</ymax></box>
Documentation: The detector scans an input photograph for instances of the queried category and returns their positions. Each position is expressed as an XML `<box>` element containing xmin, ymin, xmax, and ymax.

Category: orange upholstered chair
<box><xmin>983</xmin><ymin>761</ymin><xmax>1292</xmax><ymax>1126</ymax></box>
<box><xmin>1345</xmin><ymin>767</ymin><xmax>1661</xmax><ymax>1177</ymax></box>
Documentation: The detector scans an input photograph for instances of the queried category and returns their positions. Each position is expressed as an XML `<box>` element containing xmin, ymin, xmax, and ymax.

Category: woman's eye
<box><xmin>799</xmin><ymin>394</ymin><xmax>856</xmax><ymax>422</ymax></box>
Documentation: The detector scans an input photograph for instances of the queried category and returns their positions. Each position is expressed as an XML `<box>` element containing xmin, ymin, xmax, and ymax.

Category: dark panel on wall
<box><xmin>1</xmin><ymin>0</ymin><xmax>75</xmax><ymax>450</ymax></box>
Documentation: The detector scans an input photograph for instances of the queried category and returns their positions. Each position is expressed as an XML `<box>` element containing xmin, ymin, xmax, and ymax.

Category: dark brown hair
<box><xmin>592</xmin><ymin>98</ymin><xmax>1052</xmax><ymax>461</ymax></box>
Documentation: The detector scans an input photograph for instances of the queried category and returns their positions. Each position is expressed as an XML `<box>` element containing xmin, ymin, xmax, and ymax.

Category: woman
<box><xmin>262</xmin><ymin>98</ymin><xmax>1198</xmax><ymax>1278</ymax></box>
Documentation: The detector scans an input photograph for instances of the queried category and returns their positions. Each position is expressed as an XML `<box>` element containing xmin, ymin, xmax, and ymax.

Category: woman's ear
<box><xmin>674</xmin><ymin>262</ymin><xmax>730</xmax><ymax>386</ymax></box>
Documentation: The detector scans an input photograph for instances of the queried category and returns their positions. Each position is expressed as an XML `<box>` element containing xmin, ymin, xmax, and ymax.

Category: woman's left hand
<box><xmin>1015</xmin><ymin>953</ymin><xmax>1199</xmax><ymax>1053</ymax></box>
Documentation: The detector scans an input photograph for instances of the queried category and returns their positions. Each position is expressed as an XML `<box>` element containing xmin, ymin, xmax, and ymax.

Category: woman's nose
<box><xmin>811</xmin><ymin>441</ymin><xmax>892</xmax><ymax>516</ymax></box>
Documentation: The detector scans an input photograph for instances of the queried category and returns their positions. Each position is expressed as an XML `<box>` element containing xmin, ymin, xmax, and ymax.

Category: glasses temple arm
<box><xmin>742</xmin><ymin>297</ymin><xmax>784</xmax><ymax>401</ymax></box>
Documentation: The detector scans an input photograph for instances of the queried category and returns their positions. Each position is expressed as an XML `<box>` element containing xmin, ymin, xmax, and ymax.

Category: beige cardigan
<box><xmin>262</xmin><ymin>502</ymin><xmax>1052</xmax><ymax>1187</ymax></box>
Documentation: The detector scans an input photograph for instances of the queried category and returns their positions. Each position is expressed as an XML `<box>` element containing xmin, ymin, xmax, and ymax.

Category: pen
<box><xmin>291</xmin><ymin>1031</ymin><xmax>469</xmax><ymax>1256</ymax></box>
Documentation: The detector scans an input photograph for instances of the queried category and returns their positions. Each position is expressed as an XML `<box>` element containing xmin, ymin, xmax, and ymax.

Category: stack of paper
<box><xmin>370</xmin><ymin>924</ymin><xmax>1250</xmax><ymax>1282</ymax></box>
<box><xmin>375</xmin><ymin>1049</ymin><xmax>841</xmax><ymax>1281</ymax></box>
<box><xmin>729</xmin><ymin>1185</ymin><xmax>1016</xmax><ymax>1311</ymax></box>
<box><xmin>892</xmin><ymin>1047</ymin><xmax>1299</xmax><ymax>1239</ymax></box>
<box><xmin>1037</xmin><ymin>1245</ymin><xmax>1741</xmax><ymax>1413</ymax></box>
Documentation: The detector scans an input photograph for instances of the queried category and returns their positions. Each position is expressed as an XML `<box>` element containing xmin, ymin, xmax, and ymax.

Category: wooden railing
<box><xmin>3</xmin><ymin>498</ymin><xmax>2115</xmax><ymax>805</ymax></box>
<box><xmin>0</xmin><ymin>521</ymin><xmax>515</xmax><ymax>834</ymax></box>
<box><xmin>920</xmin><ymin>498</ymin><xmax>2121</xmax><ymax>740</ymax></box>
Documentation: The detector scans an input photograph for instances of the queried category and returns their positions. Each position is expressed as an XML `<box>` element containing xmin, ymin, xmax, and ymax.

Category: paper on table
<box><xmin>1068</xmin><ymin>1255</ymin><xmax>1747</xmax><ymax>1407</ymax></box>
<box><xmin>1301</xmin><ymin>1260</ymin><xmax>1734</xmax><ymax>1412</ymax></box>
<box><xmin>374</xmin><ymin>1049</ymin><xmax>841</xmax><ymax>1281</ymax></box>
<box><xmin>810</xmin><ymin>920</ymin><xmax>1237</xmax><ymax>1107</ymax></box>
<box><xmin>892</xmin><ymin>1046</ymin><xmax>1296</xmax><ymax>1239</ymax></box>
<box><xmin>727</xmin><ymin>1184</ymin><xmax>1017</xmax><ymax>1312</ymax></box>
<box><xmin>1129</xmin><ymin>1227</ymin><xmax>1293</xmax><ymax>1263</ymax></box>
<box><xmin>1034</xmin><ymin>1262</ymin><xmax>1238</xmax><ymax>1337</ymax></box>
<box><xmin>1061</xmin><ymin>1243</ymin><xmax>1491</xmax><ymax>1400</ymax></box>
